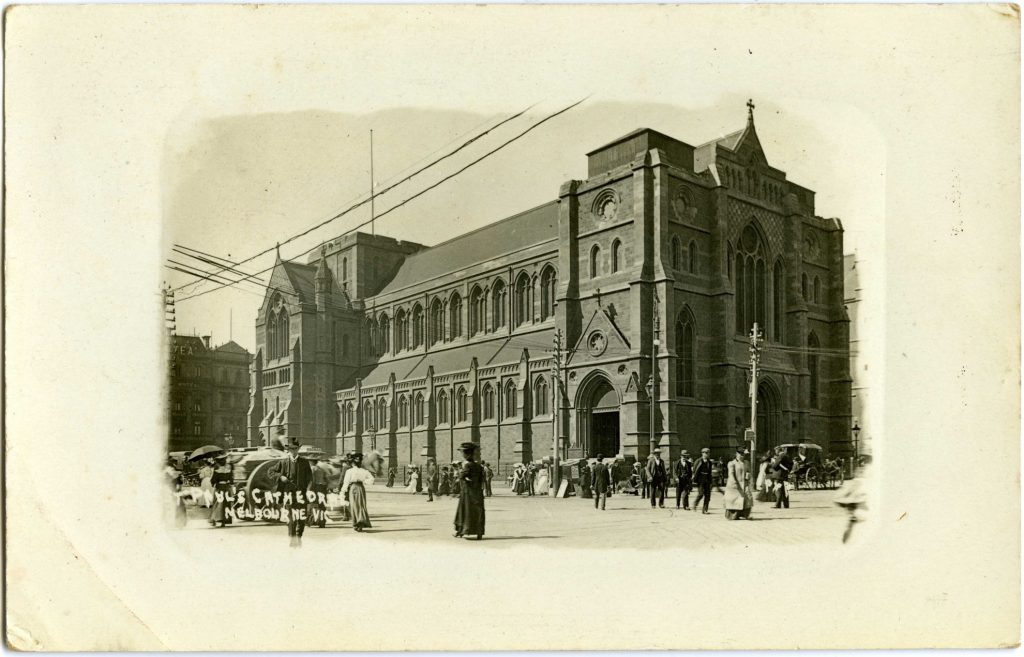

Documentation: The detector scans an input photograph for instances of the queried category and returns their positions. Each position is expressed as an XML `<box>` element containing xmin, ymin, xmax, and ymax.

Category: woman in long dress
<box><xmin>208</xmin><ymin>456</ymin><xmax>233</xmax><ymax>527</ymax></box>
<box><xmin>341</xmin><ymin>452</ymin><xmax>374</xmax><ymax>532</ymax></box>
<box><xmin>724</xmin><ymin>448</ymin><xmax>752</xmax><ymax>520</ymax></box>
<box><xmin>198</xmin><ymin>461</ymin><xmax>215</xmax><ymax>508</ymax></box>
<box><xmin>535</xmin><ymin>465</ymin><xmax>550</xmax><ymax>495</ymax></box>
<box><xmin>453</xmin><ymin>442</ymin><xmax>485</xmax><ymax>540</ymax></box>
<box><xmin>437</xmin><ymin>467</ymin><xmax>450</xmax><ymax>496</ymax></box>
<box><xmin>404</xmin><ymin>468</ymin><xmax>419</xmax><ymax>493</ymax></box>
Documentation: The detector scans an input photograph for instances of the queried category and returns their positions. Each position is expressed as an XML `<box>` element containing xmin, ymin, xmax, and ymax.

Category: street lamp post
<box><xmin>851</xmin><ymin>422</ymin><xmax>861</xmax><ymax>475</ymax></box>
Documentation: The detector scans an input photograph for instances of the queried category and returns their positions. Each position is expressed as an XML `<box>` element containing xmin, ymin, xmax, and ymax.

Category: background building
<box><xmin>169</xmin><ymin>335</ymin><xmax>252</xmax><ymax>452</ymax></box>
<box><xmin>844</xmin><ymin>253</ymin><xmax>870</xmax><ymax>459</ymax></box>
<box><xmin>249</xmin><ymin>107</ymin><xmax>852</xmax><ymax>469</ymax></box>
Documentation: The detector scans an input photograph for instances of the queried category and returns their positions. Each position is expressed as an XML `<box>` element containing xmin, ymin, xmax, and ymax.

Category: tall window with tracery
<box><xmin>503</xmin><ymin>381</ymin><xmax>518</xmax><ymax>419</ymax></box>
<box><xmin>414</xmin><ymin>392</ymin><xmax>425</xmax><ymax>426</ymax></box>
<box><xmin>676</xmin><ymin>314</ymin><xmax>695</xmax><ymax>397</ymax></box>
<box><xmin>395</xmin><ymin>309</ymin><xmax>408</xmax><ymax>351</ymax></box>
<box><xmin>469</xmin><ymin>287</ymin><xmax>484</xmax><ymax>335</ymax></box>
<box><xmin>772</xmin><ymin>261</ymin><xmax>784</xmax><ymax>340</ymax></box>
<box><xmin>379</xmin><ymin>314</ymin><xmax>390</xmax><ymax>355</ymax></box>
<box><xmin>398</xmin><ymin>395</ymin><xmax>409</xmax><ymax>427</ymax></box>
<box><xmin>436</xmin><ymin>389</ymin><xmax>449</xmax><ymax>425</ymax></box>
<box><xmin>482</xmin><ymin>384</ymin><xmax>495</xmax><ymax>420</ymax></box>
<box><xmin>734</xmin><ymin>224</ymin><xmax>769</xmax><ymax>335</ymax></box>
<box><xmin>514</xmin><ymin>274</ymin><xmax>530</xmax><ymax>327</ymax></box>
<box><xmin>540</xmin><ymin>266</ymin><xmax>556</xmax><ymax>320</ymax></box>
<box><xmin>611</xmin><ymin>239</ymin><xmax>622</xmax><ymax>273</ymax></box>
<box><xmin>589</xmin><ymin>245</ymin><xmax>601</xmax><ymax>278</ymax></box>
<box><xmin>808</xmin><ymin>332</ymin><xmax>821</xmax><ymax>408</ymax></box>
<box><xmin>491</xmin><ymin>279</ymin><xmax>507</xmax><ymax>330</ymax></box>
<box><xmin>377</xmin><ymin>398</ymin><xmax>387</xmax><ymax>429</ymax></box>
<box><xmin>429</xmin><ymin>299</ymin><xmax>444</xmax><ymax>346</ymax></box>
<box><xmin>449</xmin><ymin>293</ymin><xmax>463</xmax><ymax>339</ymax></box>
<box><xmin>412</xmin><ymin>304</ymin><xmax>424</xmax><ymax>348</ymax></box>
<box><xmin>534</xmin><ymin>376</ymin><xmax>549</xmax><ymax>415</ymax></box>
<box><xmin>456</xmin><ymin>387</ymin><xmax>468</xmax><ymax>423</ymax></box>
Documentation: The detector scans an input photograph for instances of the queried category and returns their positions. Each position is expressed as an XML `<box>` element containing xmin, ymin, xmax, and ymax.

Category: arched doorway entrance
<box><xmin>755</xmin><ymin>379</ymin><xmax>781</xmax><ymax>452</ymax></box>
<box><xmin>577</xmin><ymin>374</ymin><xmax>620</xmax><ymax>458</ymax></box>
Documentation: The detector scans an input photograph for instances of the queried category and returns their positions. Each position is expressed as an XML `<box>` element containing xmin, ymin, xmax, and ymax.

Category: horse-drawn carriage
<box><xmin>780</xmin><ymin>443</ymin><xmax>845</xmax><ymax>490</ymax></box>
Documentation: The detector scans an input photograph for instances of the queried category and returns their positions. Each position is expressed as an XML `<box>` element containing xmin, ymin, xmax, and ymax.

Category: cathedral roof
<box><xmin>355</xmin><ymin>329</ymin><xmax>555</xmax><ymax>389</ymax></box>
<box><xmin>374</xmin><ymin>201</ymin><xmax>559</xmax><ymax>299</ymax></box>
<box><xmin>278</xmin><ymin>260</ymin><xmax>316</xmax><ymax>303</ymax></box>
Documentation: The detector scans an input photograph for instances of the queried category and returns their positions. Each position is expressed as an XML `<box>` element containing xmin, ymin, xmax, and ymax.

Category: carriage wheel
<box><xmin>804</xmin><ymin>466</ymin><xmax>820</xmax><ymax>489</ymax></box>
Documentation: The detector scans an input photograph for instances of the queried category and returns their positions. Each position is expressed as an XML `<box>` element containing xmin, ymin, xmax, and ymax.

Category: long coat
<box><xmin>592</xmin><ymin>462</ymin><xmax>611</xmax><ymax>494</ymax></box>
<box><xmin>692</xmin><ymin>457</ymin><xmax>714</xmax><ymax>485</ymax></box>
<box><xmin>454</xmin><ymin>461</ymin><xmax>486</xmax><ymax>537</ymax></box>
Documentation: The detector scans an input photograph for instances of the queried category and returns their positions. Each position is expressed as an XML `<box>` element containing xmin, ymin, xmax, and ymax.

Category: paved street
<box><xmin>180</xmin><ymin>483</ymin><xmax>849</xmax><ymax>547</ymax></box>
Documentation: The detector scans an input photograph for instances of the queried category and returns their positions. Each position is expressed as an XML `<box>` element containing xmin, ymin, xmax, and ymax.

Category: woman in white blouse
<box><xmin>340</xmin><ymin>453</ymin><xmax>374</xmax><ymax>532</ymax></box>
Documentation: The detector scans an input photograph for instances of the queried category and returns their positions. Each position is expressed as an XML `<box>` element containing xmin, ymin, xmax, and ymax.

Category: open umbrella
<box><xmin>187</xmin><ymin>445</ymin><xmax>225</xmax><ymax>462</ymax></box>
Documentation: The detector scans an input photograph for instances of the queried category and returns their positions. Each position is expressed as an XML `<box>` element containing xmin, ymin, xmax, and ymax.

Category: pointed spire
<box><xmin>275</xmin><ymin>242</ymin><xmax>281</xmax><ymax>261</ymax></box>
<box><xmin>746</xmin><ymin>98</ymin><xmax>756</xmax><ymax>126</ymax></box>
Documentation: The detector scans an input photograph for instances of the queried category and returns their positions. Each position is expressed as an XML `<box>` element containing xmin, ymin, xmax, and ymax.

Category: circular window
<box><xmin>587</xmin><ymin>330</ymin><xmax>608</xmax><ymax>357</ymax></box>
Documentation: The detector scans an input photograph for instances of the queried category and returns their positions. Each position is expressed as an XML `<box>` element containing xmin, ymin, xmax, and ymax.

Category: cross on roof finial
<box><xmin>747</xmin><ymin>98</ymin><xmax>756</xmax><ymax>123</ymax></box>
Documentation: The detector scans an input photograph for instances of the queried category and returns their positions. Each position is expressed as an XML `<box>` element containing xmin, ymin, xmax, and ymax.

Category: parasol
<box><xmin>187</xmin><ymin>445</ymin><xmax>226</xmax><ymax>462</ymax></box>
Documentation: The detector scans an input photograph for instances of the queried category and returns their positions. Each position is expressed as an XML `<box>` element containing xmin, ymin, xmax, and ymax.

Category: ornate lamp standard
<box><xmin>851</xmin><ymin>422</ymin><xmax>861</xmax><ymax>476</ymax></box>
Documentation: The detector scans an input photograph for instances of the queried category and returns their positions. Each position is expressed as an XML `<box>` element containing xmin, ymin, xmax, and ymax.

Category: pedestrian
<box><xmin>692</xmin><ymin>447</ymin><xmax>714</xmax><ymax>514</ymax></box>
<box><xmin>198</xmin><ymin>460</ymin><xmax>215</xmax><ymax>508</ymax></box>
<box><xmin>592</xmin><ymin>454</ymin><xmax>611</xmax><ymax>510</ymax></box>
<box><xmin>207</xmin><ymin>455</ymin><xmax>233</xmax><ymax>527</ymax></box>
<box><xmin>307</xmin><ymin>454</ymin><xmax>329</xmax><ymax>528</ymax></box>
<box><xmin>772</xmin><ymin>446</ymin><xmax>794</xmax><ymax>509</ymax></box>
<box><xmin>535</xmin><ymin>464</ymin><xmax>550</xmax><ymax>495</ymax></box>
<box><xmin>453</xmin><ymin>442</ymin><xmax>485</xmax><ymax>540</ymax></box>
<box><xmin>674</xmin><ymin>450</ymin><xmax>693</xmax><ymax>510</ymax></box>
<box><xmin>426</xmin><ymin>458</ymin><xmax>439</xmax><ymax>502</ymax></box>
<box><xmin>483</xmin><ymin>462</ymin><xmax>494</xmax><ymax>497</ymax></box>
<box><xmin>405</xmin><ymin>466</ymin><xmax>419</xmax><ymax>493</ymax></box>
<box><xmin>755</xmin><ymin>452</ymin><xmax>771</xmax><ymax>502</ymax></box>
<box><xmin>450</xmin><ymin>463</ymin><xmax>463</xmax><ymax>497</ymax></box>
<box><xmin>386</xmin><ymin>466</ymin><xmax>396</xmax><ymax>488</ymax></box>
<box><xmin>724</xmin><ymin>447</ymin><xmax>753</xmax><ymax>520</ymax></box>
<box><xmin>438</xmin><ymin>466</ymin><xmax>451</xmax><ymax>496</ymax></box>
<box><xmin>646</xmin><ymin>448</ymin><xmax>667</xmax><ymax>508</ymax></box>
<box><xmin>639</xmin><ymin>458</ymin><xmax>650</xmax><ymax>498</ymax></box>
<box><xmin>340</xmin><ymin>452</ymin><xmax>374</xmax><ymax>532</ymax></box>
<box><xmin>278</xmin><ymin>437</ymin><xmax>314</xmax><ymax>548</ymax></box>
<box><xmin>580</xmin><ymin>461</ymin><xmax>593</xmax><ymax>499</ymax></box>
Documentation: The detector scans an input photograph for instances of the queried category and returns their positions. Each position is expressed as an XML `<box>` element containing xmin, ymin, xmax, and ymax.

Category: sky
<box><xmin>163</xmin><ymin>98</ymin><xmax>885</xmax><ymax>351</ymax></box>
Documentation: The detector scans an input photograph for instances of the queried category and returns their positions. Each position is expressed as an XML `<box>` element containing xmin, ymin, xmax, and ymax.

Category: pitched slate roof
<box><xmin>374</xmin><ymin>201</ymin><xmax>559</xmax><ymax>299</ymax></box>
<box><xmin>280</xmin><ymin>260</ymin><xmax>316</xmax><ymax>303</ymax></box>
<box><xmin>214</xmin><ymin>340</ymin><xmax>250</xmax><ymax>355</ymax></box>
<box><xmin>354</xmin><ymin>329</ymin><xmax>555</xmax><ymax>389</ymax></box>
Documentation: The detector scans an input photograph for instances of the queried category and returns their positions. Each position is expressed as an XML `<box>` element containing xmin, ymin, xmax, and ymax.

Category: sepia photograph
<box><xmin>4</xmin><ymin>4</ymin><xmax>1018</xmax><ymax>651</ymax></box>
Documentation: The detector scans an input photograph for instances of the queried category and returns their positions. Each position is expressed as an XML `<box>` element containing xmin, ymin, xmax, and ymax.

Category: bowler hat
<box><xmin>681</xmin><ymin>450</ymin><xmax>690</xmax><ymax>457</ymax></box>
<box><xmin>701</xmin><ymin>447</ymin><xmax>710</xmax><ymax>453</ymax></box>
<box><xmin>285</xmin><ymin>437</ymin><xmax>301</xmax><ymax>449</ymax></box>
<box><xmin>459</xmin><ymin>441</ymin><xmax>478</xmax><ymax>452</ymax></box>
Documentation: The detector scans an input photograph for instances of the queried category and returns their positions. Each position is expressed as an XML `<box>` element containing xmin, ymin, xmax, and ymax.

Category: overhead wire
<box><xmin>170</xmin><ymin>102</ymin><xmax>539</xmax><ymax>295</ymax></box>
<box><xmin>173</xmin><ymin>97</ymin><xmax>588</xmax><ymax>304</ymax></box>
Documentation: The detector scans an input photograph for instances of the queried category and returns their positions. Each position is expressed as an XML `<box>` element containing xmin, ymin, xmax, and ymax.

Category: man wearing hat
<box><xmin>692</xmin><ymin>447</ymin><xmax>714</xmax><ymax>514</ymax></box>
<box><xmin>646</xmin><ymin>448</ymin><xmax>668</xmax><ymax>508</ymax></box>
<box><xmin>591</xmin><ymin>454</ymin><xmax>611</xmax><ymax>511</ymax></box>
<box><xmin>674</xmin><ymin>450</ymin><xmax>694</xmax><ymax>510</ymax></box>
<box><xmin>278</xmin><ymin>437</ymin><xmax>314</xmax><ymax>547</ymax></box>
<box><xmin>453</xmin><ymin>442</ymin><xmax>485</xmax><ymax>540</ymax></box>
<box><xmin>308</xmin><ymin>453</ymin><xmax>329</xmax><ymax>528</ymax></box>
<box><xmin>425</xmin><ymin>458</ymin><xmax>439</xmax><ymax>502</ymax></box>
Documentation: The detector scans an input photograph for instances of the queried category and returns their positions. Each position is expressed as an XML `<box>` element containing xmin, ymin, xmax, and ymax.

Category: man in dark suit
<box><xmin>692</xmin><ymin>447</ymin><xmax>714</xmax><ymax>514</ymax></box>
<box><xmin>278</xmin><ymin>437</ymin><xmax>314</xmax><ymax>547</ymax></box>
<box><xmin>674</xmin><ymin>450</ymin><xmax>694</xmax><ymax>510</ymax></box>
<box><xmin>646</xmin><ymin>449</ymin><xmax>667</xmax><ymax>508</ymax></box>
<box><xmin>591</xmin><ymin>455</ymin><xmax>611</xmax><ymax>510</ymax></box>
<box><xmin>773</xmin><ymin>446</ymin><xmax>794</xmax><ymax>509</ymax></box>
<box><xmin>426</xmin><ymin>458</ymin><xmax>438</xmax><ymax>502</ymax></box>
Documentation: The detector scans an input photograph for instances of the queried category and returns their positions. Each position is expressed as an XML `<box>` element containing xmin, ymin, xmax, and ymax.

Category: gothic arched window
<box><xmin>469</xmin><ymin>286</ymin><xmax>484</xmax><ymax>336</ymax></box>
<box><xmin>429</xmin><ymin>298</ymin><xmax>444</xmax><ymax>346</ymax></box>
<box><xmin>395</xmin><ymin>308</ymin><xmax>408</xmax><ymax>352</ymax></box>
<box><xmin>377</xmin><ymin>398</ymin><xmax>387</xmax><ymax>429</ymax></box>
<box><xmin>456</xmin><ymin>387</ymin><xmax>468</xmax><ymax>423</ymax></box>
<box><xmin>534</xmin><ymin>376</ymin><xmax>549</xmax><ymax>416</ymax></box>
<box><xmin>436</xmin><ymin>389</ymin><xmax>449</xmax><ymax>425</ymax></box>
<box><xmin>672</xmin><ymin>236</ymin><xmax>682</xmax><ymax>271</ymax></box>
<box><xmin>503</xmin><ymin>381</ymin><xmax>518</xmax><ymax>419</ymax></box>
<box><xmin>589</xmin><ymin>245</ymin><xmax>601</xmax><ymax>278</ymax></box>
<box><xmin>801</xmin><ymin>273</ymin><xmax>809</xmax><ymax>301</ymax></box>
<box><xmin>398</xmin><ymin>395</ymin><xmax>409</xmax><ymax>427</ymax></box>
<box><xmin>482</xmin><ymin>384</ymin><xmax>495</xmax><ymax>420</ymax></box>
<box><xmin>688</xmin><ymin>240</ymin><xmax>697</xmax><ymax>274</ymax></box>
<box><xmin>491</xmin><ymin>279</ymin><xmax>507</xmax><ymax>330</ymax></box>
<box><xmin>514</xmin><ymin>273</ymin><xmax>530</xmax><ymax>327</ymax></box>
<box><xmin>611</xmin><ymin>239</ymin><xmax>622</xmax><ymax>273</ymax></box>
<box><xmin>813</xmin><ymin>276</ymin><xmax>821</xmax><ymax>304</ymax></box>
<box><xmin>411</xmin><ymin>304</ymin><xmax>424</xmax><ymax>348</ymax></box>
<box><xmin>266</xmin><ymin>309</ymin><xmax>277</xmax><ymax>360</ymax></box>
<box><xmin>414</xmin><ymin>392</ymin><xmax>425</xmax><ymax>427</ymax></box>
<box><xmin>676</xmin><ymin>313</ymin><xmax>695</xmax><ymax>398</ymax></box>
<box><xmin>734</xmin><ymin>223</ymin><xmax>769</xmax><ymax>335</ymax></box>
<box><xmin>277</xmin><ymin>309</ymin><xmax>289</xmax><ymax>359</ymax></box>
<box><xmin>540</xmin><ymin>266</ymin><xmax>557</xmax><ymax>321</ymax></box>
<box><xmin>362</xmin><ymin>400</ymin><xmax>373</xmax><ymax>430</ymax></box>
<box><xmin>378</xmin><ymin>314</ymin><xmax>390</xmax><ymax>355</ymax></box>
<box><xmin>808</xmin><ymin>332</ymin><xmax>821</xmax><ymax>408</ymax></box>
<box><xmin>772</xmin><ymin>261</ymin><xmax>784</xmax><ymax>341</ymax></box>
<box><xmin>449</xmin><ymin>292</ymin><xmax>463</xmax><ymax>340</ymax></box>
